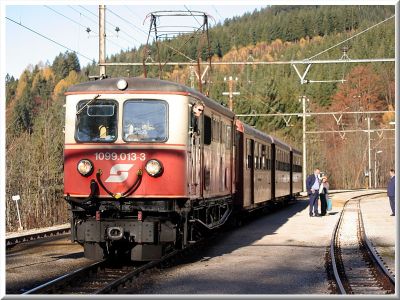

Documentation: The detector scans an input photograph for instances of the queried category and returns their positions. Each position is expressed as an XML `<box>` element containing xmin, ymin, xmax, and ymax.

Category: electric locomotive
<box><xmin>63</xmin><ymin>77</ymin><xmax>302</xmax><ymax>261</ymax></box>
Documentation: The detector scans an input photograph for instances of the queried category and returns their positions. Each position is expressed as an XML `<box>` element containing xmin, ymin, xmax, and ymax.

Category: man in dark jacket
<box><xmin>306</xmin><ymin>168</ymin><xmax>321</xmax><ymax>217</ymax></box>
<box><xmin>387</xmin><ymin>169</ymin><xmax>395</xmax><ymax>216</ymax></box>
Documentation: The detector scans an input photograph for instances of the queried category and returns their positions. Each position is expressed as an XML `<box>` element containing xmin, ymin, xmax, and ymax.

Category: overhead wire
<box><xmin>212</xmin><ymin>5</ymin><xmax>223</xmax><ymax>20</ymax></box>
<box><xmin>67</xmin><ymin>5</ymin><xmax>130</xmax><ymax>50</ymax></box>
<box><xmin>68</xmin><ymin>5</ymin><xmax>98</xmax><ymax>25</ymax></box>
<box><xmin>107</xmin><ymin>8</ymin><xmax>148</xmax><ymax>36</ymax></box>
<box><xmin>5</xmin><ymin>16</ymin><xmax>93</xmax><ymax>61</ymax></box>
<box><xmin>124</xmin><ymin>6</ymin><xmax>143</xmax><ymax>21</ymax></box>
<box><xmin>307</xmin><ymin>14</ymin><xmax>395</xmax><ymax>60</ymax></box>
<box><xmin>79</xmin><ymin>5</ymin><xmax>140</xmax><ymax>45</ymax></box>
<box><xmin>183</xmin><ymin>5</ymin><xmax>202</xmax><ymax>27</ymax></box>
<box><xmin>44</xmin><ymin>5</ymin><xmax>88</xmax><ymax>29</ymax></box>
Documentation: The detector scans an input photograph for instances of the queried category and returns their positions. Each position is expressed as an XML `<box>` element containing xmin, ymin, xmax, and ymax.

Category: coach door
<box><xmin>189</xmin><ymin>103</ymin><xmax>203</xmax><ymax>198</ymax></box>
<box><xmin>243</xmin><ymin>138</ymin><xmax>254</xmax><ymax>208</ymax></box>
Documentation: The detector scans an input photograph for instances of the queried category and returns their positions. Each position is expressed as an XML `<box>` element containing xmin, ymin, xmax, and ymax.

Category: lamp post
<box><xmin>364</xmin><ymin>116</ymin><xmax>373</xmax><ymax>189</ymax></box>
<box><xmin>374</xmin><ymin>150</ymin><xmax>383</xmax><ymax>189</ymax></box>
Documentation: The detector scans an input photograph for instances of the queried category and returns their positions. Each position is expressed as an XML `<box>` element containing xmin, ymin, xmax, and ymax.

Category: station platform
<box><xmin>6</xmin><ymin>223</ymin><xmax>70</xmax><ymax>239</ymax></box>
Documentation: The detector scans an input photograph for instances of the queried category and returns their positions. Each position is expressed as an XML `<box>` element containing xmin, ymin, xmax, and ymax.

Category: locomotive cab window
<box><xmin>123</xmin><ymin>100</ymin><xmax>168</xmax><ymax>142</ymax></box>
<box><xmin>75</xmin><ymin>99</ymin><xmax>118</xmax><ymax>142</ymax></box>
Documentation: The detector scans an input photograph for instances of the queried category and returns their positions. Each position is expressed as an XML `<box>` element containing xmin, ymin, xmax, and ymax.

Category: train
<box><xmin>63</xmin><ymin>77</ymin><xmax>302</xmax><ymax>261</ymax></box>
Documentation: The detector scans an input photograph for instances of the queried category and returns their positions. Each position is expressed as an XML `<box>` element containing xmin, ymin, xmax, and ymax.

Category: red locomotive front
<box><xmin>63</xmin><ymin>78</ymin><xmax>199</xmax><ymax>261</ymax></box>
<box><xmin>64</xmin><ymin>84</ymin><xmax>190</xmax><ymax>200</ymax></box>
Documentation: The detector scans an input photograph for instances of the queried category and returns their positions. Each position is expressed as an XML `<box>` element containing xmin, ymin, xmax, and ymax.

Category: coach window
<box><xmin>260</xmin><ymin>145</ymin><xmax>263</xmax><ymax>169</ymax></box>
<box><xmin>246</xmin><ymin>139</ymin><xmax>252</xmax><ymax>169</ymax></box>
<box><xmin>226</xmin><ymin>125</ymin><xmax>232</xmax><ymax>149</ymax></box>
<box><xmin>204</xmin><ymin>116</ymin><xmax>212</xmax><ymax>145</ymax></box>
<box><xmin>221</xmin><ymin>123</ymin><xmax>226</xmax><ymax>144</ymax></box>
<box><xmin>261</xmin><ymin>145</ymin><xmax>266</xmax><ymax>170</ymax></box>
<box><xmin>212</xmin><ymin>118</ymin><xmax>220</xmax><ymax>142</ymax></box>
<box><xmin>123</xmin><ymin>100</ymin><xmax>168</xmax><ymax>142</ymax></box>
<box><xmin>75</xmin><ymin>99</ymin><xmax>118</xmax><ymax>143</ymax></box>
<box><xmin>254</xmin><ymin>142</ymin><xmax>259</xmax><ymax>169</ymax></box>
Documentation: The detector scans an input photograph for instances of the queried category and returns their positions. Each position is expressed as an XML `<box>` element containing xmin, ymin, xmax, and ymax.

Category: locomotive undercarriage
<box><xmin>69</xmin><ymin>196</ymin><xmax>233</xmax><ymax>261</ymax></box>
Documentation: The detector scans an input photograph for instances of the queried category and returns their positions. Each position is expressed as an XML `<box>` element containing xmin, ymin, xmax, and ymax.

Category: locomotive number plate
<box><xmin>94</xmin><ymin>152</ymin><xmax>146</xmax><ymax>161</ymax></box>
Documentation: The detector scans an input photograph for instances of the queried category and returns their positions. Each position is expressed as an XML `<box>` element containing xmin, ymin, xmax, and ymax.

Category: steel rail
<box><xmin>330</xmin><ymin>192</ymin><xmax>394</xmax><ymax>294</ymax></box>
<box><xmin>358</xmin><ymin>202</ymin><xmax>396</xmax><ymax>285</ymax></box>
<box><xmin>94</xmin><ymin>250</ymin><xmax>179</xmax><ymax>294</ymax></box>
<box><xmin>23</xmin><ymin>260</ymin><xmax>107</xmax><ymax>294</ymax></box>
<box><xmin>23</xmin><ymin>246</ymin><xmax>187</xmax><ymax>294</ymax></box>
<box><xmin>330</xmin><ymin>201</ymin><xmax>347</xmax><ymax>294</ymax></box>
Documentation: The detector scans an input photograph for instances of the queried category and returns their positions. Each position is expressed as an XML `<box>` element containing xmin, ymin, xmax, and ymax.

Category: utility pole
<box><xmin>374</xmin><ymin>150</ymin><xmax>383</xmax><ymax>188</ymax></box>
<box><xmin>222</xmin><ymin>76</ymin><xmax>240</xmax><ymax>111</ymax></box>
<box><xmin>367</xmin><ymin>116</ymin><xmax>372</xmax><ymax>189</ymax></box>
<box><xmin>99</xmin><ymin>5</ymin><xmax>106</xmax><ymax>78</ymax></box>
<box><xmin>300</xmin><ymin>96</ymin><xmax>308</xmax><ymax>192</ymax></box>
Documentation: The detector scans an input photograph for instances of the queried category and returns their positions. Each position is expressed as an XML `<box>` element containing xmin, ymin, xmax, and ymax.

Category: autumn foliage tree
<box><xmin>314</xmin><ymin>65</ymin><xmax>395</xmax><ymax>189</ymax></box>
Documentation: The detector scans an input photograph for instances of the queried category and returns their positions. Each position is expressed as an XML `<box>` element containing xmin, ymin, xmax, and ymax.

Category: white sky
<box><xmin>5</xmin><ymin>3</ymin><xmax>269</xmax><ymax>78</ymax></box>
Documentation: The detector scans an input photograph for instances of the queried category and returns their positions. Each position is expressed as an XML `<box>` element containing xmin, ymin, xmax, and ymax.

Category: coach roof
<box><xmin>66</xmin><ymin>77</ymin><xmax>235</xmax><ymax>118</ymax></box>
<box><xmin>242</xmin><ymin>123</ymin><xmax>273</xmax><ymax>144</ymax></box>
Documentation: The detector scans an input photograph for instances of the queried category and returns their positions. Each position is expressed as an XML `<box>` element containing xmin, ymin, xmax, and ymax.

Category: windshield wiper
<box><xmin>76</xmin><ymin>94</ymin><xmax>101</xmax><ymax>115</ymax></box>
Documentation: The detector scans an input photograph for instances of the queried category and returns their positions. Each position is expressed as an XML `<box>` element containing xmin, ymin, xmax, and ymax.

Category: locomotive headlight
<box><xmin>77</xmin><ymin>159</ymin><xmax>94</xmax><ymax>177</ymax></box>
<box><xmin>145</xmin><ymin>159</ymin><xmax>163</xmax><ymax>177</ymax></box>
<box><xmin>117</xmin><ymin>79</ymin><xmax>128</xmax><ymax>90</ymax></box>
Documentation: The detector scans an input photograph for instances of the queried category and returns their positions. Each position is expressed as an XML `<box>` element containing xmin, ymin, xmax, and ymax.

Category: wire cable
<box><xmin>44</xmin><ymin>5</ymin><xmax>88</xmax><ymax>30</ymax></box>
<box><xmin>79</xmin><ymin>5</ymin><xmax>140</xmax><ymax>44</ymax></box>
<box><xmin>68</xmin><ymin>5</ymin><xmax>98</xmax><ymax>25</ymax></box>
<box><xmin>6</xmin><ymin>16</ymin><xmax>93</xmax><ymax>61</ymax></box>
<box><xmin>68</xmin><ymin>5</ymin><xmax>130</xmax><ymax>50</ymax></box>
<box><xmin>307</xmin><ymin>14</ymin><xmax>395</xmax><ymax>60</ymax></box>
<box><xmin>184</xmin><ymin>5</ymin><xmax>202</xmax><ymax>27</ymax></box>
<box><xmin>212</xmin><ymin>5</ymin><xmax>223</xmax><ymax>20</ymax></box>
<box><xmin>107</xmin><ymin>8</ymin><xmax>148</xmax><ymax>36</ymax></box>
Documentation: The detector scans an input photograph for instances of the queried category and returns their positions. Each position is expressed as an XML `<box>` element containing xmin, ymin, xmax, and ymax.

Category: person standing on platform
<box><xmin>306</xmin><ymin>168</ymin><xmax>321</xmax><ymax>217</ymax></box>
<box><xmin>387</xmin><ymin>169</ymin><xmax>395</xmax><ymax>216</ymax></box>
<box><xmin>319</xmin><ymin>176</ymin><xmax>329</xmax><ymax>216</ymax></box>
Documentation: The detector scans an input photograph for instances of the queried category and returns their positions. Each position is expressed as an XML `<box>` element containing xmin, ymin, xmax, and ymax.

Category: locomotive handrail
<box><xmin>65</xmin><ymin>179</ymin><xmax>98</xmax><ymax>207</ymax></box>
<box><xmin>96</xmin><ymin>168</ymin><xmax>143</xmax><ymax>200</ymax></box>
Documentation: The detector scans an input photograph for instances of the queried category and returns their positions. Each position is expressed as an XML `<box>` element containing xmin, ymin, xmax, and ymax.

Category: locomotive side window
<box><xmin>123</xmin><ymin>100</ymin><xmax>168</xmax><ymax>142</ymax></box>
<box><xmin>204</xmin><ymin>116</ymin><xmax>212</xmax><ymax>145</ymax></box>
<box><xmin>75</xmin><ymin>100</ymin><xmax>118</xmax><ymax>143</ymax></box>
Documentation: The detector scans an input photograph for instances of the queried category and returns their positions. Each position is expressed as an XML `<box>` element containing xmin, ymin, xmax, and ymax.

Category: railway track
<box><xmin>23</xmin><ymin>248</ymin><xmax>183</xmax><ymax>294</ymax></box>
<box><xmin>330</xmin><ymin>193</ymin><xmax>395</xmax><ymax>295</ymax></box>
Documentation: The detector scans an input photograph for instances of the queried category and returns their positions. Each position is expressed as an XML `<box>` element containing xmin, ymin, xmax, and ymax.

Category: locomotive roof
<box><xmin>66</xmin><ymin>77</ymin><xmax>235</xmax><ymax>118</ymax></box>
